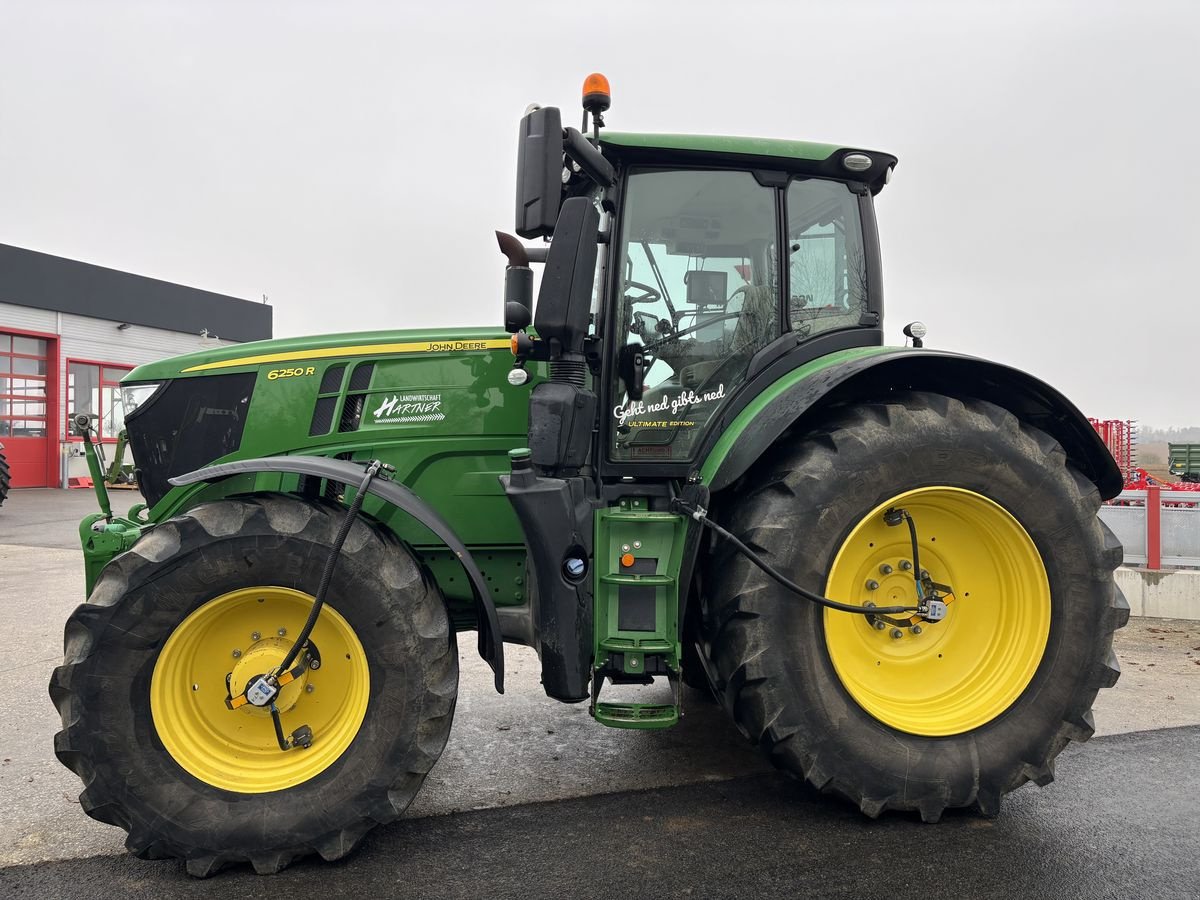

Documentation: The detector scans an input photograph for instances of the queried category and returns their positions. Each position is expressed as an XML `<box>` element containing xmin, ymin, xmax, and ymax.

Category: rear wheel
<box><xmin>50</xmin><ymin>494</ymin><xmax>458</xmax><ymax>875</ymax></box>
<box><xmin>701</xmin><ymin>392</ymin><xmax>1128</xmax><ymax>820</ymax></box>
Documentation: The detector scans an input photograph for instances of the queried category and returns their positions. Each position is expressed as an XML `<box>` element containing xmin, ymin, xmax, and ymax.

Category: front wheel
<box><xmin>50</xmin><ymin>494</ymin><xmax>458</xmax><ymax>876</ymax></box>
<box><xmin>701</xmin><ymin>392</ymin><xmax>1128</xmax><ymax>821</ymax></box>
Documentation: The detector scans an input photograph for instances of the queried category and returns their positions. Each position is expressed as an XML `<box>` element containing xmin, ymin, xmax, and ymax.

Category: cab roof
<box><xmin>599</xmin><ymin>131</ymin><xmax>896</xmax><ymax>194</ymax></box>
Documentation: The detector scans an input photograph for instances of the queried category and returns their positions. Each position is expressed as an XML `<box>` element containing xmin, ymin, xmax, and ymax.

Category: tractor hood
<box><xmin>120</xmin><ymin>326</ymin><xmax>531</xmax><ymax>511</ymax></box>
<box><xmin>124</xmin><ymin>327</ymin><xmax>512</xmax><ymax>382</ymax></box>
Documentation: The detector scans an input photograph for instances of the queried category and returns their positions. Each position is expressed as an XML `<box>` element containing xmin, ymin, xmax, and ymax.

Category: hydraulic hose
<box><xmin>275</xmin><ymin>459</ymin><xmax>384</xmax><ymax>675</ymax></box>
<box><xmin>672</xmin><ymin>497</ymin><xmax>927</xmax><ymax>618</ymax></box>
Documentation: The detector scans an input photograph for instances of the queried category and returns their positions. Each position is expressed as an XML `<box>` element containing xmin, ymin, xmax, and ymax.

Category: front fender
<box><xmin>170</xmin><ymin>456</ymin><xmax>505</xmax><ymax>692</ymax></box>
<box><xmin>699</xmin><ymin>348</ymin><xmax>1122</xmax><ymax>501</ymax></box>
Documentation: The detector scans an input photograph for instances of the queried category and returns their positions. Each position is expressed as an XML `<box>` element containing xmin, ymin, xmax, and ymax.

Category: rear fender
<box><xmin>699</xmin><ymin>348</ymin><xmax>1122</xmax><ymax>501</ymax></box>
<box><xmin>170</xmin><ymin>456</ymin><xmax>505</xmax><ymax>693</ymax></box>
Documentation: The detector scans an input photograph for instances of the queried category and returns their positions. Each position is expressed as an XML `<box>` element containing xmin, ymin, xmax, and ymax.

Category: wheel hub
<box><xmin>229</xmin><ymin>637</ymin><xmax>308</xmax><ymax>715</ymax></box>
<box><xmin>863</xmin><ymin>550</ymin><xmax>952</xmax><ymax>638</ymax></box>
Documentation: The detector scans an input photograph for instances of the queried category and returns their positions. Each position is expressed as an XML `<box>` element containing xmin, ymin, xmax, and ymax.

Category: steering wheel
<box><xmin>624</xmin><ymin>280</ymin><xmax>662</xmax><ymax>305</ymax></box>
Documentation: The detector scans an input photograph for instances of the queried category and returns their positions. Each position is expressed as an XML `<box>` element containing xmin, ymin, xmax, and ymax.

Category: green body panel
<box><xmin>591</xmin><ymin>498</ymin><xmax>687</xmax><ymax>729</ymax></box>
<box><xmin>601</xmin><ymin>131</ymin><xmax>842</xmax><ymax>163</ymax></box>
<box><xmin>90</xmin><ymin>327</ymin><xmax>540</xmax><ymax>623</ymax></box>
<box><xmin>80</xmin><ymin>513</ymin><xmax>143</xmax><ymax>590</ymax></box>
<box><xmin>698</xmin><ymin>345</ymin><xmax>894</xmax><ymax>484</ymax></box>
<box><xmin>1168</xmin><ymin>443</ymin><xmax>1200</xmax><ymax>479</ymax></box>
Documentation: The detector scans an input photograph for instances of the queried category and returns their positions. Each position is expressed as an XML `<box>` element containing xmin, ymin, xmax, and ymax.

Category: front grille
<box><xmin>124</xmin><ymin>373</ymin><xmax>256</xmax><ymax>507</ymax></box>
<box><xmin>309</xmin><ymin>397</ymin><xmax>336</xmax><ymax>436</ymax></box>
<box><xmin>338</xmin><ymin>394</ymin><xmax>365</xmax><ymax>432</ymax></box>
<box><xmin>348</xmin><ymin>363</ymin><xmax>374</xmax><ymax>392</ymax></box>
<box><xmin>319</xmin><ymin>365</ymin><xmax>346</xmax><ymax>394</ymax></box>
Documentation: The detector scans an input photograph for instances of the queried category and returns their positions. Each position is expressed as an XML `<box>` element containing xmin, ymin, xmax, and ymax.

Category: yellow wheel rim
<box><xmin>151</xmin><ymin>586</ymin><xmax>370</xmax><ymax>793</ymax></box>
<box><xmin>824</xmin><ymin>487</ymin><xmax>1050</xmax><ymax>737</ymax></box>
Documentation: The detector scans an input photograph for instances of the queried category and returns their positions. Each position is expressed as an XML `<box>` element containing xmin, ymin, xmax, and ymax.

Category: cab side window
<box><xmin>786</xmin><ymin>179</ymin><xmax>868</xmax><ymax>338</ymax></box>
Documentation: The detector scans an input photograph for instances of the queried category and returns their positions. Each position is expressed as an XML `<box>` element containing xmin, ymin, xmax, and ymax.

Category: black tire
<box><xmin>700</xmin><ymin>391</ymin><xmax>1128</xmax><ymax>821</ymax></box>
<box><xmin>49</xmin><ymin>494</ymin><xmax>458</xmax><ymax>876</ymax></box>
<box><xmin>0</xmin><ymin>443</ymin><xmax>10</xmax><ymax>506</ymax></box>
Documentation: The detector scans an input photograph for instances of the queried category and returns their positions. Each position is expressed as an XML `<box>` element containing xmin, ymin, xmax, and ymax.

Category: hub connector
<box><xmin>921</xmin><ymin>599</ymin><xmax>949</xmax><ymax>622</ymax></box>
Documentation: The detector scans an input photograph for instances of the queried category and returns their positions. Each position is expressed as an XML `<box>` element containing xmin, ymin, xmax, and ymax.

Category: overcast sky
<box><xmin>1</xmin><ymin>0</ymin><xmax>1196</xmax><ymax>424</ymax></box>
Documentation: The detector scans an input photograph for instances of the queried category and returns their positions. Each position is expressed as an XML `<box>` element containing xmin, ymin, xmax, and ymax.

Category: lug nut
<box><xmin>873</xmin><ymin>620</ymin><xmax>886</xmax><ymax>631</ymax></box>
<box><xmin>232</xmin><ymin>649</ymin><xmax>242</xmax><ymax>659</ymax></box>
<box><xmin>864</xmin><ymin>601</ymin><xmax>876</xmax><ymax>608</ymax></box>
<box><xmin>305</xmin><ymin>684</ymin><xmax>314</xmax><ymax>693</ymax></box>
<box><xmin>912</xmin><ymin>625</ymin><xmax>923</xmax><ymax>635</ymax></box>
<box><xmin>890</xmin><ymin>628</ymin><xmax>904</xmax><ymax>640</ymax></box>
<box><xmin>899</xmin><ymin>560</ymin><xmax>913</xmax><ymax>571</ymax></box>
<box><xmin>277</xmin><ymin>627</ymin><xmax>287</xmax><ymax>637</ymax></box>
<box><xmin>879</xmin><ymin>564</ymin><xmax>893</xmax><ymax>575</ymax></box>
<box><xmin>865</xmin><ymin>579</ymin><xmax>879</xmax><ymax>591</ymax></box>
<box><xmin>633</xmin><ymin>541</ymin><xmax>642</xmax><ymax>550</ymax></box>
<box><xmin>309</xmin><ymin>659</ymin><xmax>321</xmax><ymax>670</ymax></box>
<box><xmin>920</xmin><ymin>569</ymin><xmax>930</xmax><ymax>580</ymax></box>
<box><xmin>251</xmin><ymin>631</ymin><xmax>261</xmax><ymax>641</ymax></box>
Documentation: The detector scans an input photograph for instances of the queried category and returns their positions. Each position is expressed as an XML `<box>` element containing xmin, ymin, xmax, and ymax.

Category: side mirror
<box><xmin>535</xmin><ymin>197</ymin><xmax>599</xmax><ymax>355</ymax></box>
<box><xmin>618</xmin><ymin>343</ymin><xmax>646</xmax><ymax>401</ymax></box>
<box><xmin>515</xmin><ymin>106</ymin><xmax>564</xmax><ymax>239</ymax></box>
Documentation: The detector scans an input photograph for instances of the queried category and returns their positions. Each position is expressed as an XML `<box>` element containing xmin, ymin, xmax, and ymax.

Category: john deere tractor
<box><xmin>51</xmin><ymin>75</ymin><xmax>1127</xmax><ymax>876</ymax></box>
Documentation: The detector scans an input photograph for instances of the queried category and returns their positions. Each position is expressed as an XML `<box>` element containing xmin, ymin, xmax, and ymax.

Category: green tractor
<box><xmin>51</xmin><ymin>75</ymin><xmax>1127</xmax><ymax>876</ymax></box>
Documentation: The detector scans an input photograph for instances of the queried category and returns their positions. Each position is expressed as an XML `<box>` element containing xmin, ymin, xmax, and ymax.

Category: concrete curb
<box><xmin>1115</xmin><ymin>566</ymin><xmax>1200</xmax><ymax>620</ymax></box>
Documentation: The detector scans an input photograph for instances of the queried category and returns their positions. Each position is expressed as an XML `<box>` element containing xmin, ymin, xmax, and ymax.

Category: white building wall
<box><xmin>1</xmin><ymin>300</ymin><xmax>241</xmax><ymax>486</ymax></box>
<box><xmin>0</xmin><ymin>299</ymin><xmax>57</xmax><ymax>333</ymax></box>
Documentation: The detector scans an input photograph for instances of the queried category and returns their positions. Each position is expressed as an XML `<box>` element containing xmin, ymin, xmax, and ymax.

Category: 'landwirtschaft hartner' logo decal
<box><xmin>371</xmin><ymin>392</ymin><xmax>444</xmax><ymax>424</ymax></box>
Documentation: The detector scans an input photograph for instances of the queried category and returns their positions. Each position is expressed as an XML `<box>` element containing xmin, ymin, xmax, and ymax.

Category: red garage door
<box><xmin>0</xmin><ymin>330</ymin><xmax>57</xmax><ymax>487</ymax></box>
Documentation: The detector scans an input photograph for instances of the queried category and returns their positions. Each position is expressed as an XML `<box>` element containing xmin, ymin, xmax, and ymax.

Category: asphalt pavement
<box><xmin>2</xmin><ymin>726</ymin><xmax>1198</xmax><ymax>899</ymax></box>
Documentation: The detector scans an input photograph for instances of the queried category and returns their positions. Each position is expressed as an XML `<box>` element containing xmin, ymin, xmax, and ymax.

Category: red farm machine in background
<box><xmin>1089</xmin><ymin>418</ymin><xmax>1200</xmax><ymax>493</ymax></box>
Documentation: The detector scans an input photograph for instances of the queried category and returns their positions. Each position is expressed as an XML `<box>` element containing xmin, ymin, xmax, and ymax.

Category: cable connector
<box><xmin>921</xmin><ymin>599</ymin><xmax>948</xmax><ymax>621</ymax></box>
<box><xmin>245</xmin><ymin>676</ymin><xmax>279</xmax><ymax>708</ymax></box>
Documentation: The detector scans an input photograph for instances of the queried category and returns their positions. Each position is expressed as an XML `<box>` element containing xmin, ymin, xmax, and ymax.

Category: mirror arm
<box><xmin>563</xmin><ymin>127</ymin><xmax>614</xmax><ymax>188</ymax></box>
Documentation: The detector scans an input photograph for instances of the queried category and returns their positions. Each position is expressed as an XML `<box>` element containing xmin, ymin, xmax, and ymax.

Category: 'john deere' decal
<box><xmin>371</xmin><ymin>392</ymin><xmax>444</xmax><ymax>425</ymax></box>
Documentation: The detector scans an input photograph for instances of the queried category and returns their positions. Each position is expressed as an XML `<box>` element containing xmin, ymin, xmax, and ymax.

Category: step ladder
<box><xmin>591</xmin><ymin>498</ymin><xmax>686</xmax><ymax>730</ymax></box>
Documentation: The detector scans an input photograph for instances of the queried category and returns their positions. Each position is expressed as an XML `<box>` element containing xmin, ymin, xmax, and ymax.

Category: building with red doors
<box><xmin>0</xmin><ymin>243</ymin><xmax>271</xmax><ymax>488</ymax></box>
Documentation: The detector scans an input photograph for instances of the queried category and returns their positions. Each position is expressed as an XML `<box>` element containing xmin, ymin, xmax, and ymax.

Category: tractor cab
<box><xmin>504</xmin><ymin>79</ymin><xmax>893</xmax><ymax>473</ymax></box>
<box><xmin>498</xmin><ymin>75</ymin><xmax>897</xmax><ymax>724</ymax></box>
